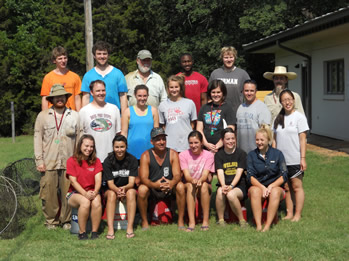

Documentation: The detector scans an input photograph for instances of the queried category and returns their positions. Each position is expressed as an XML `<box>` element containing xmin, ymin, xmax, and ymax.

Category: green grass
<box><xmin>0</xmin><ymin>136</ymin><xmax>34</xmax><ymax>169</ymax></box>
<box><xmin>1</xmin><ymin>138</ymin><xmax>349</xmax><ymax>260</ymax></box>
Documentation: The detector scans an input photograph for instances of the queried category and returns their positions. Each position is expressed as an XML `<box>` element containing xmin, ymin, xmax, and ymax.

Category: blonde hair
<box><xmin>256</xmin><ymin>124</ymin><xmax>273</xmax><ymax>143</ymax></box>
<box><xmin>166</xmin><ymin>75</ymin><xmax>186</xmax><ymax>98</ymax></box>
<box><xmin>220</xmin><ymin>46</ymin><xmax>237</xmax><ymax>59</ymax></box>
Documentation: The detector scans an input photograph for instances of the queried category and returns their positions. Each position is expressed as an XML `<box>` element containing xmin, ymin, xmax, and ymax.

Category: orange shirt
<box><xmin>41</xmin><ymin>70</ymin><xmax>82</xmax><ymax>110</ymax></box>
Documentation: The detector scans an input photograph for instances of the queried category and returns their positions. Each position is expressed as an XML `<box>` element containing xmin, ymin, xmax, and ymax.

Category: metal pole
<box><xmin>84</xmin><ymin>0</ymin><xmax>94</xmax><ymax>71</ymax></box>
<box><xmin>11</xmin><ymin>101</ymin><xmax>15</xmax><ymax>143</ymax></box>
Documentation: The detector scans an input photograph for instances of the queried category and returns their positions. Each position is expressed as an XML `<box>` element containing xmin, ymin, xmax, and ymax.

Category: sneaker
<box><xmin>46</xmin><ymin>224</ymin><xmax>57</xmax><ymax>230</ymax></box>
<box><xmin>239</xmin><ymin>220</ymin><xmax>249</xmax><ymax>229</ymax></box>
<box><xmin>62</xmin><ymin>223</ymin><xmax>71</xmax><ymax>230</ymax></box>
<box><xmin>78</xmin><ymin>232</ymin><xmax>88</xmax><ymax>240</ymax></box>
<box><xmin>90</xmin><ymin>232</ymin><xmax>99</xmax><ymax>240</ymax></box>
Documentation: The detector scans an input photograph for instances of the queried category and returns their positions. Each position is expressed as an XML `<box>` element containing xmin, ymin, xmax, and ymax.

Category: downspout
<box><xmin>277</xmin><ymin>40</ymin><xmax>312</xmax><ymax>129</ymax></box>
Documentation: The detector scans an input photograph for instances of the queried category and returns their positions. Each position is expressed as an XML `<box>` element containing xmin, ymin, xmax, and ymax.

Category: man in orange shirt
<box><xmin>41</xmin><ymin>46</ymin><xmax>82</xmax><ymax>111</ymax></box>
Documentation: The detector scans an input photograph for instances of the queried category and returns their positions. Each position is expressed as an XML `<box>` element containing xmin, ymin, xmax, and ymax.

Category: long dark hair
<box><xmin>273</xmin><ymin>90</ymin><xmax>295</xmax><ymax>129</ymax></box>
<box><xmin>73</xmin><ymin>134</ymin><xmax>97</xmax><ymax>166</ymax></box>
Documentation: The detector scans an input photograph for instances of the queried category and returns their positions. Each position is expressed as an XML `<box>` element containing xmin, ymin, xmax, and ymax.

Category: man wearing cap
<box><xmin>41</xmin><ymin>46</ymin><xmax>82</xmax><ymax>111</ymax></box>
<box><xmin>264</xmin><ymin>66</ymin><xmax>304</xmax><ymax>121</ymax></box>
<box><xmin>34</xmin><ymin>84</ymin><xmax>82</xmax><ymax>230</ymax></box>
<box><xmin>137</xmin><ymin>127</ymin><xmax>185</xmax><ymax>230</ymax></box>
<box><xmin>125</xmin><ymin>50</ymin><xmax>167</xmax><ymax>107</ymax></box>
<box><xmin>81</xmin><ymin>41</ymin><xmax>128</xmax><ymax>114</ymax></box>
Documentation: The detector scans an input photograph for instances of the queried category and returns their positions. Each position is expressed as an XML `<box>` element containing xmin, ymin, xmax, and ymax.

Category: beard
<box><xmin>274</xmin><ymin>85</ymin><xmax>284</xmax><ymax>96</ymax></box>
<box><xmin>138</xmin><ymin>63</ymin><xmax>151</xmax><ymax>74</ymax></box>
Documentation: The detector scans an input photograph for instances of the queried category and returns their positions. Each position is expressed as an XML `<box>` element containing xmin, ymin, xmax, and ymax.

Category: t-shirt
<box><xmin>274</xmin><ymin>111</ymin><xmax>309</xmax><ymax>165</ymax></box>
<box><xmin>176</xmin><ymin>71</ymin><xmax>208</xmax><ymax>115</ymax></box>
<box><xmin>79</xmin><ymin>103</ymin><xmax>121</xmax><ymax>162</ymax></box>
<box><xmin>158</xmin><ymin>98</ymin><xmax>197</xmax><ymax>152</ymax></box>
<box><xmin>215</xmin><ymin>148</ymin><xmax>247</xmax><ymax>185</ymax></box>
<box><xmin>209</xmin><ymin>67</ymin><xmax>250</xmax><ymax>113</ymax></box>
<box><xmin>236</xmin><ymin>100</ymin><xmax>271</xmax><ymax>154</ymax></box>
<box><xmin>81</xmin><ymin>67</ymin><xmax>128</xmax><ymax>110</ymax></box>
<box><xmin>197</xmin><ymin>102</ymin><xmax>236</xmax><ymax>145</ymax></box>
<box><xmin>41</xmin><ymin>70</ymin><xmax>81</xmax><ymax>110</ymax></box>
<box><xmin>66</xmin><ymin>157</ymin><xmax>103</xmax><ymax>192</ymax></box>
<box><xmin>179</xmin><ymin>149</ymin><xmax>215</xmax><ymax>180</ymax></box>
<box><xmin>102</xmin><ymin>152</ymin><xmax>138</xmax><ymax>188</ymax></box>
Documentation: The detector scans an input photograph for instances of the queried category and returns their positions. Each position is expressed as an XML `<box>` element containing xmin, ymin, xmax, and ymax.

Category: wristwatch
<box><xmin>230</xmin><ymin>184</ymin><xmax>234</xmax><ymax>189</ymax></box>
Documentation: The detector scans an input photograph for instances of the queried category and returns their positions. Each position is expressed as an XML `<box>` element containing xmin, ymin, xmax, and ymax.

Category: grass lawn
<box><xmin>0</xmin><ymin>136</ymin><xmax>34</xmax><ymax>169</ymax></box>
<box><xmin>1</xmin><ymin>137</ymin><xmax>349</xmax><ymax>260</ymax></box>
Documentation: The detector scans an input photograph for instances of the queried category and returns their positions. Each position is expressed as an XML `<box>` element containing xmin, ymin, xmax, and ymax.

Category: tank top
<box><xmin>148</xmin><ymin>148</ymin><xmax>173</xmax><ymax>182</ymax></box>
<box><xmin>127</xmin><ymin>105</ymin><xmax>154</xmax><ymax>159</ymax></box>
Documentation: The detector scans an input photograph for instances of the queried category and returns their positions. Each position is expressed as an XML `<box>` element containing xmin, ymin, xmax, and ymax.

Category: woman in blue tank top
<box><xmin>121</xmin><ymin>85</ymin><xmax>159</xmax><ymax>159</ymax></box>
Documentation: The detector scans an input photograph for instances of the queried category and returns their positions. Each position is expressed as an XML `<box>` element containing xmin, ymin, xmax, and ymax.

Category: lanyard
<box><xmin>210</xmin><ymin>103</ymin><xmax>222</xmax><ymax>135</ymax></box>
<box><xmin>54</xmin><ymin>108</ymin><xmax>66</xmax><ymax>134</ymax></box>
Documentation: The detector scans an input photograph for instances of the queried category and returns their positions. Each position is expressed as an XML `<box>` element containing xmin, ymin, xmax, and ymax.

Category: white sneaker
<box><xmin>62</xmin><ymin>223</ymin><xmax>71</xmax><ymax>230</ymax></box>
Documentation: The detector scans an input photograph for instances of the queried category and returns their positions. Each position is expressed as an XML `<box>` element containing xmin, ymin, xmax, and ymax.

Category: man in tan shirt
<box><xmin>34</xmin><ymin>84</ymin><xmax>81</xmax><ymax>229</ymax></box>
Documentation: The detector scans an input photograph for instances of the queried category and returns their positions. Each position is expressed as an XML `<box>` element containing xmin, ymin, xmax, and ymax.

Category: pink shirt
<box><xmin>179</xmin><ymin>149</ymin><xmax>215</xmax><ymax>180</ymax></box>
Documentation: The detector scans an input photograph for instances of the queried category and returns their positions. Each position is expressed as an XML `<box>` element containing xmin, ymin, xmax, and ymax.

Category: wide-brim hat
<box><xmin>263</xmin><ymin>66</ymin><xmax>297</xmax><ymax>81</ymax></box>
<box><xmin>46</xmin><ymin>84</ymin><xmax>72</xmax><ymax>100</ymax></box>
<box><xmin>150</xmin><ymin>127</ymin><xmax>167</xmax><ymax>140</ymax></box>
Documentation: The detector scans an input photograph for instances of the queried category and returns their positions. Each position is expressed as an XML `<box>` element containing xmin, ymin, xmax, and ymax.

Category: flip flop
<box><xmin>200</xmin><ymin>226</ymin><xmax>209</xmax><ymax>231</ymax></box>
<box><xmin>126</xmin><ymin>232</ymin><xmax>135</xmax><ymax>238</ymax></box>
<box><xmin>141</xmin><ymin>227</ymin><xmax>149</xmax><ymax>231</ymax></box>
<box><xmin>186</xmin><ymin>227</ymin><xmax>194</xmax><ymax>232</ymax></box>
<box><xmin>106</xmin><ymin>234</ymin><xmax>115</xmax><ymax>240</ymax></box>
<box><xmin>178</xmin><ymin>226</ymin><xmax>186</xmax><ymax>231</ymax></box>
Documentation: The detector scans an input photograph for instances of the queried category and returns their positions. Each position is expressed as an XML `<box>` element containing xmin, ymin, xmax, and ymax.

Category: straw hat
<box><xmin>46</xmin><ymin>84</ymin><xmax>72</xmax><ymax>101</ymax></box>
<box><xmin>263</xmin><ymin>66</ymin><xmax>297</xmax><ymax>80</ymax></box>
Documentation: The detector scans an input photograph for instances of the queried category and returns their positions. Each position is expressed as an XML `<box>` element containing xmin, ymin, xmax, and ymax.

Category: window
<box><xmin>325</xmin><ymin>59</ymin><xmax>344</xmax><ymax>95</ymax></box>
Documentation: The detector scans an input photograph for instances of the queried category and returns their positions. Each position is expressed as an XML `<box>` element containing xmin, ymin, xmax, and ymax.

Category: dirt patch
<box><xmin>307</xmin><ymin>144</ymin><xmax>349</xmax><ymax>157</ymax></box>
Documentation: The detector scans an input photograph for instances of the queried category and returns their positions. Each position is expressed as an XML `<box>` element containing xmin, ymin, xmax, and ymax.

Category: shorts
<box><xmin>216</xmin><ymin>181</ymin><xmax>247</xmax><ymax>200</ymax></box>
<box><xmin>287</xmin><ymin>165</ymin><xmax>304</xmax><ymax>179</ymax></box>
<box><xmin>66</xmin><ymin>191</ymin><xmax>77</xmax><ymax>201</ymax></box>
<box><xmin>150</xmin><ymin>188</ymin><xmax>175</xmax><ymax>200</ymax></box>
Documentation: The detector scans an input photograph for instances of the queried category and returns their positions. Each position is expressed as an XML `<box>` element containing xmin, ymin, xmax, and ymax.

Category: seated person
<box><xmin>66</xmin><ymin>134</ymin><xmax>102</xmax><ymax>240</ymax></box>
<box><xmin>215</xmin><ymin>128</ymin><xmax>248</xmax><ymax>227</ymax></box>
<box><xmin>137</xmin><ymin>127</ymin><xmax>185</xmax><ymax>229</ymax></box>
<box><xmin>102</xmin><ymin>134</ymin><xmax>138</xmax><ymax>239</ymax></box>
<box><xmin>247</xmin><ymin>125</ymin><xmax>288</xmax><ymax>232</ymax></box>
<box><xmin>179</xmin><ymin>130</ymin><xmax>214</xmax><ymax>231</ymax></box>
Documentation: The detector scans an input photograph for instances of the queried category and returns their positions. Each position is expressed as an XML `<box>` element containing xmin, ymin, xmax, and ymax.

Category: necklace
<box><xmin>53</xmin><ymin>108</ymin><xmax>66</xmax><ymax>144</ymax></box>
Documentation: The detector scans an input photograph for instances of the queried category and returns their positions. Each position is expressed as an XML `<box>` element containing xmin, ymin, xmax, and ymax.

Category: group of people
<box><xmin>34</xmin><ymin>42</ymin><xmax>309</xmax><ymax>240</ymax></box>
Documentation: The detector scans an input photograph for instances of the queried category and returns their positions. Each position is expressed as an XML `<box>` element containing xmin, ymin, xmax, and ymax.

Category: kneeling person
<box><xmin>102</xmin><ymin>135</ymin><xmax>138</xmax><ymax>239</ymax></box>
<box><xmin>138</xmin><ymin>127</ymin><xmax>185</xmax><ymax>229</ymax></box>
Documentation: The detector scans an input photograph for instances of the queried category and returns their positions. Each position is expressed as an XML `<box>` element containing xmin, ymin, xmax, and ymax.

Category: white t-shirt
<box><xmin>79</xmin><ymin>103</ymin><xmax>121</xmax><ymax>162</ymax></box>
<box><xmin>274</xmin><ymin>111</ymin><xmax>309</xmax><ymax>165</ymax></box>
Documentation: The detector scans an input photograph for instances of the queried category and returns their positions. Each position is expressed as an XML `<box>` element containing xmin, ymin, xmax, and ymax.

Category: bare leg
<box><xmin>215</xmin><ymin>187</ymin><xmax>226</xmax><ymax>222</ymax></box>
<box><xmin>105</xmin><ymin>190</ymin><xmax>117</xmax><ymax>236</ymax></box>
<box><xmin>249</xmin><ymin>186</ymin><xmax>263</xmax><ymax>231</ymax></box>
<box><xmin>186</xmin><ymin>183</ymin><xmax>196</xmax><ymax>228</ymax></box>
<box><xmin>90</xmin><ymin>194</ymin><xmax>102</xmax><ymax>232</ymax></box>
<box><xmin>291</xmin><ymin>176</ymin><xmax>304</xmax><ymax>222</ymax></box>
<box><xmin>283</xmin><ymin>182</ymin><xmax>294</xmax><ymax>220</ymax></box>
<box><xmin>263</xmin><ymin>187</ymin><xmax>283</xmax><ymax>232</ymax></box>
<box><xmin>200</xmin><ymin>182</ymin><xmax>210</xmax><ymax>227</ymax></box>
<box><xmin>126</xmin><ymin>188</ymin><xmax>137</xmax><ymax>234</ymax></box>
<box><xmin>68</xmin><ymin>193</ymin><xmax>91</xmax><ymax>233</ymax></box>
<box><xmin>137</xmin><ymin>185</ymin><xmax>150</xmax><ymax>229</ymax></box>
<box><xmin>176</xmin><ymin>182</ymin><xmax>186</xmax><ymax>228</ymax></box>
<box><xmin>226</xmin><ymin>188</ymin><xmax>244</xmax><ymax>221</ymax></box>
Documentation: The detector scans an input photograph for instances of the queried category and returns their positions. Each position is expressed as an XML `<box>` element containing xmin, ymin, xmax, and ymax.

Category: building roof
<box><xmin>243</xmin><ymin>6</ymin><xmax>349</xmax><ymax>52</ymax></box>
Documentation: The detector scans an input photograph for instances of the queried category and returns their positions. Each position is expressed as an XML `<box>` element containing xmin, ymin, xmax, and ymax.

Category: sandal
<box><xmin>90</xmin><ymin>232</ymin><xmax>99</xmax><ymax>240</ymax></box>
<box><xmin>78</xmin><ymin>232</ymin><xmax>88</xmax><ymax>240</ymax></box>
<box><xmin>186</xmin><ymin>227</ymin><xmax>194</xmax><ymax>232</ymax></box>
<box><xmin>106</xmin><ymin>234</ymin><xmax>115</xmax><ymax>240</ymax></box>
<box><xmin>200</xmin><ymin>226</ymin><xmax>209</xmax><ymax>231</ymax></box>
<box><xmin>126</xmin><ymin>232</ymin><xmax>135</xmax><ymax>238</ymax></box>
<box><xmin>178</xmin><ymin>226</ymin><xmax>186</xmax><ymax>231</ymax></box>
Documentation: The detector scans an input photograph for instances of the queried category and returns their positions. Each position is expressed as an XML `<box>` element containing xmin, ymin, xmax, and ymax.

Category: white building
<box><xmin>243</xmin><ymin>7</ymin><xmax>349</xmax><ymax>141</ymax></box>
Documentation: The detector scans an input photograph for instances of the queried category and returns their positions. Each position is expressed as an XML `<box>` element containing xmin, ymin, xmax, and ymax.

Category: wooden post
<box><xmin>11</xmin><ymin>101</ymin><xmax>15</xmax><ymax>143</ymax></box>
<box><xmin>84</xmin><ymin>0</ymin><xmax>94</xmax><ymax>71</ymax></box>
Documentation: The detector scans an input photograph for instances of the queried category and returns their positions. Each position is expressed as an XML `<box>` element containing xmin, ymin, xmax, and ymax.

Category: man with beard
<box><xmin>125</xmin><ymin>50</ymin><xmax>167</xmax><ymax>107</ymax></box>
<box><xmin>79</xmin><ymin>80</ymin><xmax>121</xmax><ymax>162</ymax></box>
<box><xmin>177</xmin><ymin>53</ymin><xmax>208</xmax><ymax>115</ymax></box>
<box><xmin>34</xmin><ymin>84</ymin><xmax>81</xmax><ymax>229</ymax></box>
<box><xmin>81</xmin><ymin>41</ymin><xmax>128</xmax><ymax>114</ymax></box>
<box><xmin>263</xmin><ymin>66</ymin><xmax>304</xmax><ymax>121</ymax></box>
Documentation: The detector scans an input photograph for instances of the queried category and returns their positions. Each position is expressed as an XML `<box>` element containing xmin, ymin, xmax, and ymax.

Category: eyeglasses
<box><xmin>281</xmin><ymin>98</ymin><xmax>294</xmax><ymax>104</ymax></box>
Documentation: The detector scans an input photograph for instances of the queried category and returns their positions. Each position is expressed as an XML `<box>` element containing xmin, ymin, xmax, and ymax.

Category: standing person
<box><xmin>247</xmin><ymin>125</ymin><xmax>288</xmax><ymax>232</ymax></box>
<box><xmin>215</xmin><ymin>128</ymin><xmax>248</xmax><ymax>227</ymax></box>
<box><xmin>81</xmin><ymin>41</ymin><xmax>128</xmax><ymax>114</ymax></box>
<box><xmin>263</xmin><ymin>66</ymin><xmax>304</xmax><ymax>121</ymax></box>
<box><xmin>158</xmin><ymin>75</ymin><xmax>197</xmax><ymax>152</ymax></box>
<box><xmin>273</xmin><ymin>90</ymin><xmax>309</xmax><ymax>222</ymax></box>
<box><xmin>177</xmin><ymin>53</ymin><xmax>208</xmax><ymax>114</ymax></box>
<box><xmin>41</xmin><ymin>46</ymin><xmax>81</xmax><ymax>111</ymax></box>
<box><xmin>34</xmin><ymin>84</ymin><xmax>81</xmax><ymax>230</ymax></box>
<box><xmin>197</xmin><ymin>80</ymin><xmax>236</xmax><ymax>153</ymax></box>
<box><xmin>236</xmin><ymin>80</ymin><xmax>271</xmax><ymax>154</ymax></box>
<box><xmin>121</xmin><ymin>85</ymin><xmax>159</xmax><ymax>160</ymax></box>
<box><xmin>209</xmin><ymin>46</ymin><xmax>250</xmax><ymax>113</ymax></box>
<box><xmin>137</xmin><ymin>128</ymin><xmax>185</xmax><ymax>230</ymax></box>
<box><xmin>66</xmin><ymin>135</ymin><xmax>103</xmax><ymax>240</ymax></box>
<box><xmin>125</xmin><ymin>50</ymin><xmax>167</xmax><ymax>107</ymax></box>
<box><xmin>179</xmin><ymin>131</ymin><xmax>214</xmax><ymax>231</ymax></box>
<box><xmin>102</xmin><ymin>135</ymin><xmax>138</xmax><ymax>239</ymax></box>
<box><xmin>79</xmin><ymin>80</ymin><xmax>121</xmax><ymax>163</ymax></box>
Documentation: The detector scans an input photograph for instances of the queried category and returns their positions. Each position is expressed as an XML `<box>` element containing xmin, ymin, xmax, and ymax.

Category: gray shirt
<box><xmin>236</xmin><ymin>100</ymin><xmax>271</xmax><ymax>154</ymax></box>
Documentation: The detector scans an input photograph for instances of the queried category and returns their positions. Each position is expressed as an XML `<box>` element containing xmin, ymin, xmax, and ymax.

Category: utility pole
<box><xmin>84</xmin><ymin>0</ymin><xmax>94</xmax><ymax>71</ymax></box>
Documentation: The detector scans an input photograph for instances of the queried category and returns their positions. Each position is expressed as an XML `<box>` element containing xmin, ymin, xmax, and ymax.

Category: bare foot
<box><xmin>256</xmin><ymin>225</ymin><xmax>262</xmax><ymax>231</ymax></box>
<box><xmin>283</xmin><ymin>215</ymin><xmax>293</xmax><ymax>220</ymax></box>
<box><xmin>141</xmin><ymin>220</ymin><xmax>149</xmax><ymax>230</ymax></box>
<box><xmin>262</xmin><ymin>225</ymin><xmax>270</xmax><ymax>232</ymax></box>
<box><xmin>291</xmin><ymin>215</ymin><xmax>301</xmax><ymax>222</ymax></box>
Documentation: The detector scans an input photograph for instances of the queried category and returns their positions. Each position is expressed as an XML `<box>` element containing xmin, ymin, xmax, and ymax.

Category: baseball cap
<box><xmin>137</xmin><ymin>50</ymin><xmax>152</xmax><ymax>60</ymax></box>
<box><xmin>150</xmin><ymin>127</ymin><xmax>167</xmax><ymax>140</ymax></box>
